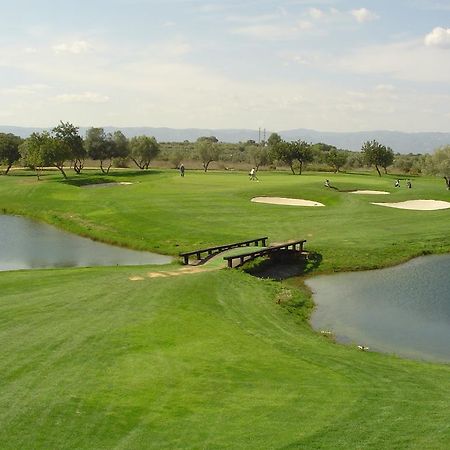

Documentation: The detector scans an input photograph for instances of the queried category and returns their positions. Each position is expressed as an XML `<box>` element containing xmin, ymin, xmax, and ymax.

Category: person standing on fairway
<box><xmin>249</xmin><ymin>167</ymin><xmax>258</xmax><ymax>181</ymax></box>
<box><xmin>179</xmin><ymin>163</ymin><xmax>185</xmax><ymax>177</ymax></box>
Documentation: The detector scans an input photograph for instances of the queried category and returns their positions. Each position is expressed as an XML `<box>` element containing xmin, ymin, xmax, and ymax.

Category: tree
<box><xmin>84</xmin><ymin>128</ymin><xmax>127</xmax><ymax>174</ymax></box>
<box><xmin>197</xmin><ymin>136</ymin><xmax>218</xmax><ymax>143</ymax></box>
<box><xmin>196</xmin><ymin>139</ymin><xmax>220</xmax><ymax>172</ymax></box>
<box><xmin>249</xmin><ymin>145</ymin><xmax>271</xmax><ymax>171</ymax></box>
<box><xmin>129</xmin><ymin>135</ymin><xmax>160</xmax><ymax>169</ymax></box>
<box><xmin>52</xmin><ymin>121</ymin><xmax>85</xmax><ymax>174</ymax></box>
<box><xmin>19</xmin><ymin>132</ymin><xmax>48</xmax><ymax>180</ymax></box>
<box><xmin>0</xmin><ymin>133</ymin><xmax>21</xmax><ymax>175</ymax></box>
<box><xmin>19</xmin><ymin>131</ymin><xmax>72</xmax><ymax>179</ymax></box>
<box><xmin>267</xmin><ymin>132</ymin><xmax>282</xmax><ymax>148</ymax></box>
<box><xmin>325</xmin><ymin>149</ymin><xmax>348</xmax><ymax>173</ymax></box>
<box><xmin>270</xmin><ymin>139</ymin><xmax>312</xmax><ymax>174</ymax></box>
<box><xmin>361</xmin><ymin>140</ymin><xmax>394</xmax><ymax>176</ymax></box>
<box><xmin>42</xmin><ymin>133</ymin><xmax>72</xmax><ymax>179</ymax></box>
<box><xmin>424</xmin><ymin>146</ymin><xmax>450</xmax><ymax>189</ymax></box>
<box><xmin>270</xmin><ymin>139</ymin><xmax>296</xmax><ymax>174</ymax></box>
<box><xmin>291</xmin><ymin>140</ymin><xmax>313</xmax><ymax>175</ymax></box>
<box><xmin>112</xmin><ymin>131</ymin><xmax>130</xmax><ymax>159</ymax></box>
<box><xmin>380</xmin><ymin>146</ymin><xmax>394</xmax><ymax>174</ymax></box>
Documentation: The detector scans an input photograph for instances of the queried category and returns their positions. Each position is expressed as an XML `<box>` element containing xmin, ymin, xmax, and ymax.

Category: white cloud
<box><xmin>1</xmin><ymin>84</ymin><xmax>49</xmax><ymax>96</ymax></box>
<box><xmin>309</xmin><ymin>8</ymin><xmax>324</xmax><ymax>19</ymax></box>
<box><xmin>226</xmin><ymin>13</ymin><xmax>280</xmax><ymax>24</ymax></box>
<box><xmin>52</xmin><ymin>40</ymin><xmax>92</xmax><ymax>54</ymax></box>
<box><xmin>350</xmin><ymin>8</ymin><xmax>379</xmax><ymax>23</ymax></box>
<box><xmin>337</xmin><ymin>39</ymin><xmax>450</xmax><ymax>83</ymax></box>
<box><xmin>55</xmin><ymin>92</ymin><xmax>109</xmax><ymax>103</ymax></box>
<box><xmin>375</xmin><ymin>84</ymin><xmax>396</xmax><ymax>92</ymax></box>
<box><xmin>424</xmin><ymin>27</ymin><xmax>450</xmax><ymax>48</ymax></box>
<box><xmin>148</xmin><ymin>39</ymin><xmax>192</xmax><ymax>58</ymax></box>
<box><xmin>231</xmin><ymin>24</ymin><xmax>300</xmax><ymax>40</ymax></box>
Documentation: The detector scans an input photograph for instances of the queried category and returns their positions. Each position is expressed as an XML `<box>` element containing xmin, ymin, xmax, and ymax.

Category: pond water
<box><xmin>0</xmin><ymin>215</ymin><xmax>171</xmax><ymax>271</ymax></box>
<box><xmin>306</xmin><ymin>254</ymin><xmax>450</xmax><ymax>363</ymax></box>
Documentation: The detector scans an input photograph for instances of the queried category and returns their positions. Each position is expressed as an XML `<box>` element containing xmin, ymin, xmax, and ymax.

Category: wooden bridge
<box><xmin>223</xmin><ymin>240</ymin><xmax>307</xmax><ymax>268</ymax></box>
<box><xmin>179</xmin><ymin>236</ymin><xmax>268</xmax><ymax>265</ymax></box>
<box><xmin>180</xmin><ymin>237</ymin><xmax>307</xmax><ymax>268</ymax></box>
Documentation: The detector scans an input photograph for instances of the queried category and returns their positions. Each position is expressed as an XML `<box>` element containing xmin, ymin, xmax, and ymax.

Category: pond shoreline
<box><xmin>305</xmin><ymin>253</ymin><xmax>450</xmax><ymax>364</ymax></box>
<box><xmin>0</xmin><ymin>214</ymin><xmax>172</xmax><ymax>271</ymax></box>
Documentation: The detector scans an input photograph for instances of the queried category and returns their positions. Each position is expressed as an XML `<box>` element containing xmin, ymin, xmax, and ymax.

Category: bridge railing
<box><xmin>223</xmin><ymin>240</ymin><xmax>307</xmax><ymax>268</ymax></box>
<box><xmin>179</xmin><ymin>236</ymin><xmax>268</xmax><ymax>265</ymax></box>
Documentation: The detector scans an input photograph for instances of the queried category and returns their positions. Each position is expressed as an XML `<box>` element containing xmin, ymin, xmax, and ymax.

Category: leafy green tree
<box><xmin>112</xmin><ymin>131</ymin><xmax>130</xmax><ymax>159</ymax></box>
<box><xmin>129</xmin><ymin>135</ymin><xmax>160</xmax><ymax>169</ymax></box>
<box><xmin>197</xmin><ymin>136</ymin><xmax>218</xmax><ymax>143</ymax></box>
<box><xmin>361</xmin><ymin>140</ymin><xmax>394</xmax><ymax>176</ymax></box>
<box><xmin>85</xmin><ymin>128</ymin><xmax>127</xmax><ymax>174</ymax></box>
<box><xmin>325</xmin><ymin>149</ymin><xmax>348</xmax><ymax>173</ymax></box>
<box><xmin>271</xmin><ymin>139</ymin><xmax>313</xmax><ymax>175</ymax></box>
<box><xmin>290</xmin><ymin>140</ymin><xmax>313</xmax><ymax>175</ymax></box>
<box><xmin>424</xmin><ymin>146</ymin><xmax>450</xmax><ymax>189</ymax></box>
<box><xmin>249</xmin><ymin>145</ymin><xmax>271</xmax><ymax>171</ymax></box>
<box><xmin>196</xmin><ymin>139</ymin><xmax>220</xmax><ymax>172</ymax></box>
<box><xmin>267</xmin><ymin>132</ymin><xmax>282</xmax><ymax>148</ymax></box>
<box><xmin>52</xmin><ymin>121</ymin><xmax>85</xmax><ymax>174</ymax></box>
<box><xmin>20</xmin><ymin>131</ymin><xmax>72</xmax><ymax>179</ymax></box>
<box><xmin>0</xmin><ymin>133</ymin><xmax>22</xmax><ymax>175</ymax></box>
<box><xmin>270</xmin><ymin>139</ymin><xmax>296</xmax><ymax>174</ymax></box>
<box><xmin>19</xmin><ymin>132</ymin><xmax>49</xmax><ymax>180</ymax></box>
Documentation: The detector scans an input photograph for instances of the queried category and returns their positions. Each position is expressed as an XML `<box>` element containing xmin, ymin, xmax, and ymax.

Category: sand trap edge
<box><xmin>251</xmin><ymin>197</ymin><xmax>325</xmax><ymax>207</ymax></box>
<box><xmin>349</xmin><ymin>190</ymin><xmax>391</xmax><ymax>195</ymax></box>
<box><xmin>371</xmin><ymin>199</ymin><xmax>450</xmax><ymax>211</ymax></box>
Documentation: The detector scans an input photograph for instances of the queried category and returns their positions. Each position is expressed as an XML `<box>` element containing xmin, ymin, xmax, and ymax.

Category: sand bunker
<box><xmin>372</xmin><ymin>200</ymin><xmax>450</xmax><ymax>211</ymax></box>
<box><xmin>251</xmin><ymin>197</ymin><xmax>324</xmax><ymax>207</ymax></box>
<box><xmin>83</xmin><ymin>182</ymin><xmax>133</xmax><ymax>188</ymax></box>
<box><xmin>350</xmin><ymin>190</ymin><xmax>390</xmax><ymax>195</ymax></box>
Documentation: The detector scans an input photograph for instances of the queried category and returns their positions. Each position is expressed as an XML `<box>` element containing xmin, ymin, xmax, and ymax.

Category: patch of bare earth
<box><xmin>129</xmin><ymin>266</ymin><xmax>215</xmax><ymax>281</ymax></box>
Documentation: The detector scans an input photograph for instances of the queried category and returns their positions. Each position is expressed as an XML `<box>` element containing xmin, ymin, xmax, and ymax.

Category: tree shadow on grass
<box><xmin>243</xmin><ymin>250</ymin><xmax>323</xmax><ymax>281</ymax></box>
<box><xmin>106</xmin><ymin>169</ymin><xmax>164</xmax><ymax>178</ymax></box>
<box><xmin>60</xmin><ymin>169</ymin><xmax>164</xmax><ymax>186</ymax></box>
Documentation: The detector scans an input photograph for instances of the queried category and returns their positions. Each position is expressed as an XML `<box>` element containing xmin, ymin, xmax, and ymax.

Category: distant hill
<box><xmin>1</xmin><ymin>125</ymin><xmax>449</xmax><ymax>154</ymax></box>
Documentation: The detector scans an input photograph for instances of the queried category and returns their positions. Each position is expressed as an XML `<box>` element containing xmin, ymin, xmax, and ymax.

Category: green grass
<box><xmin>0</xmin><ymin>168</ymin><xmax>449</xmax><ymax>449</ymax></box>
<box><xmin>1</xmin><ymin>169</ymin><xmax>449</xmax><ymax>271</ymax></box>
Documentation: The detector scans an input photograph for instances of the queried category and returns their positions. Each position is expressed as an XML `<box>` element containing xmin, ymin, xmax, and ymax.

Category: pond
<box><xmin>0</xmin><ymin>215</ymin><xmax>171</xmax><ymax>271</ymax></box>
<box><xmin>306</xmin><ymin>254</ymin><xmax>450</xmax><ymax>363</ymax></box>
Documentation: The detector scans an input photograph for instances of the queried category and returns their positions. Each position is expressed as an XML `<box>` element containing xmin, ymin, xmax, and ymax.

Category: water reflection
<box><xmin>306</xmin><ymin>254</ymin><xmax>450</xmax><ymax>363</ymax></box>
<box><xmin>0</xmin><ymin>215</ymin><xmax>171</xmax><ymax>271</ymax></box>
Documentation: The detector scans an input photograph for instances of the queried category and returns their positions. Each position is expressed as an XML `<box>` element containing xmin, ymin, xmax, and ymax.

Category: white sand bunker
<box><xmin>251</xmin><ymin>197</ymin><xmax>324</xmax><ymax>207</ymax></box>
<box><xmin>372</xmin><ymin>200</ymin><xmax>450</xmax><ymax>211</ymax></box>
<box><xmin>350</xmin><ymin>190</ymin><xmax>390</xmax><ymax>195</ymax></box>
<box><xmin>83</xmin><ymin>182</ymin><xmax>133</xmax><ymax>188</ymax></box>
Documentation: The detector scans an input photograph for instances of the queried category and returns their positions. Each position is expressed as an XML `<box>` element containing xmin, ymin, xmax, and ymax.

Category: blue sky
<box><xmin>1</xmin><ymin>0</ymin><xmax>449</xmax><ymax>131</ymax></box>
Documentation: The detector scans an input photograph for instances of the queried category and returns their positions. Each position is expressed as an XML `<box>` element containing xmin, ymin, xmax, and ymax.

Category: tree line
<box><xmin>0</xmin><ymin>124</ymin><xmax>449</xmax><ymax>188</ymax></box>
<box><xmin>0</xmin><ymin>122</ymin><xmax>160</xmax><ymax>180</ymax></box>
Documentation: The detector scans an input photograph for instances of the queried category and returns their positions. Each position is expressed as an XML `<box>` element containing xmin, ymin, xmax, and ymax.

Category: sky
<box><xmin>1</xmin><ymin>0</ymin><xmax>450</xmax><ymax>132</ymax></box>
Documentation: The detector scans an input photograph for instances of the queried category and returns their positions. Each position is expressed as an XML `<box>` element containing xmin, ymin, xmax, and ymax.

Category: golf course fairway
<box><xmin>0</xmin><ymin>169</ymin><xmax>449</xmax><ymax>449</ymax></box>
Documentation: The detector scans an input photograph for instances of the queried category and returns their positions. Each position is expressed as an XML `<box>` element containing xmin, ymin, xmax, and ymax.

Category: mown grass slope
<box><xmin>0</xmin><ymin>267</ymin><xmax>449</xmax><ymax>449</ymax></box>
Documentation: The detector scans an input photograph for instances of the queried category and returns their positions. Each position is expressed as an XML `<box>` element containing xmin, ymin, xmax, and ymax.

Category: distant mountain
<box><xmin>278</xmin><ymin>129</ymin><xmax>450</xmax><ymax>155</ymax></box>
<box><xmin>1</xmin><ymin>125</ymin><xmax>449</xmax><ymax>154</ymax></box>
